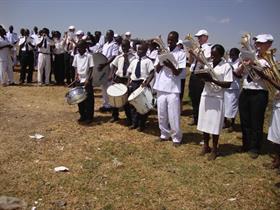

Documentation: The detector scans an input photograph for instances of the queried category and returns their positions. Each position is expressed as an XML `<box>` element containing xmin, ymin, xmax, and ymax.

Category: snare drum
<box><xmin>65</xmin><ymin>86</ymin><xmax>87</xmax><ymax>105</ymax></box>
<box><xmin>107</xmin><ymin>83</ymin><xmax>128</xmax><ymax>108</ymax></box>
<box><xmin>128</xmin><ymin>86</ymin><xmax>155</xmax><ymax>114</ymax></box>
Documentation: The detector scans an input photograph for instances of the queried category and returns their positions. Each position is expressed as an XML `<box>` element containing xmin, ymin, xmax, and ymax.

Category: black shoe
<box><xmin>109</xmin><ymin>118</ymin><xmax>119</xmax><ymax>123</ymax></box>
<box><xmin>248</xmin><ymin>150</ymin><xmax>259</xmax><ymax>159</ymax></box>
<box><xmin>129</xmin><ymin>124</ymin><xmax>138</xmax><ymax>130</ymax></box>
<box><xmin>99</xmin><ymin>106</ymin><xmax>111</xmax><ymax>113</ymax></box>
<box><xmin>77</xmin><ymin>117</ymin><xmax>86</xmax><ymax>123</ymax></box>
<box><xmin>126</xmin><ymin>120</ymin><xmax>132</xmax><ymax>126</ymax></box>
<box><xmin>84</xmin><ymin>119</ymin><xmax>93</xmax><ymax>125</ymax></box>
<box><xmin>173</xmin><ymin>142</ymin><xmax>182</xmax><ymax>147</ymax></box>
<box><xmin>137</xmin><ymin>126</ymin><xmax>145</xmax><ymax>132</ymax></box>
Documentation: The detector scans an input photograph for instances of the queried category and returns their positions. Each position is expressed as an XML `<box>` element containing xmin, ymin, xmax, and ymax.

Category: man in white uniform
<box><xmin>153</xmin><ymin>31</ymin><xmax>186</xmax><ymax>147</ymax></box>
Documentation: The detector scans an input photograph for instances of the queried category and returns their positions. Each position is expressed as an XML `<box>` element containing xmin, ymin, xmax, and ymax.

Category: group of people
<box><xmin>0</xmin><ymin>25</ymin><xmax>279</xmax><ymax>168</ymax></box>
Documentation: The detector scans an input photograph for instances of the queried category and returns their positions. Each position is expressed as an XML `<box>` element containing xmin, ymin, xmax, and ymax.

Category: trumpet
<box><xmin>184</xmin><ymin>34</ymin><xmax>222</xmax><ymax>92</ymax></box>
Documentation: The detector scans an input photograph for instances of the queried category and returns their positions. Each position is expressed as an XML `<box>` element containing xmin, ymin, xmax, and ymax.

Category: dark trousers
<box><xmin>188</xmin><ymin>73</ymin><xmax>205</xmax><ymax>123</ymax></box>
<box><xmin>111</xmin><ymin>76</ymin><xmax>131</xmax><ymax>122</ymax></box>
<box><xmin>180</xmin><ymin>79</ymin><xmax>186</xmax><ymax>101</ymax></box>
<box><xmin>239</xmin><ymin>89</ymin><xmax>268</xmax><ymax>152</ymax></box>
<box><xmin>64</xmin><ymin>53</ymin><xmax>75</xmax><ymax>84</ymax></box>
<box><xmin>77</xmin><ymin>82</ymin><xmax>94</xmax><ymax>121</ymax></box>
<box><xmin>54</xmin><ymin>54</ymin><xmax>65</xmax><ymax>84</ymax></box>
<box><xmin>19</xmin><ymin>51</ymin><xmax>34</xmax><ymax>83</ymax></box>
<box><xmin>129</xmin><ymin>80</ymin><xmax>148</xmax><ymax>128</ymax></box>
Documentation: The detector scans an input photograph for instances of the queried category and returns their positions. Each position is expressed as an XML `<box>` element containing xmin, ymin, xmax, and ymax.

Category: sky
<box><xmin>0</xmin><ymin>0</ymin><xmax>280</xmax><ymax>57</ymax></box>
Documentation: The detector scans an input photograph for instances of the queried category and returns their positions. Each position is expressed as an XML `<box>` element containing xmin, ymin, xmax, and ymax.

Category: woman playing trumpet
<box><xmin>196</xmin><ymin>44</ymin><xmax>233</xmax><ymax>160</ymax></box>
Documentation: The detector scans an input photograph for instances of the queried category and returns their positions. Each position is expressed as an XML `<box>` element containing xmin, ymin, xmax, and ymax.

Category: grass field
<box><xmin>0</xmin><ymin>72</ymin><xmax>280</xmax><ymax>210</ymax></box>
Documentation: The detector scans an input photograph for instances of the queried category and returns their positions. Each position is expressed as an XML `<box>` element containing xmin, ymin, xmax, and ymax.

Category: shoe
<box><xmin>126</xmin><ymin>120</ymin><xmax>132</xmax><ymax>126</ymax></box>
<box><xmin>109</xmin><ymin>118</ymin><xmax>119</xmax><ymax>123</ymax></box>
<box><xmin>137</xmin><ymin>126</ymin><xmax>145</xmax><ymax>132</ymax></box>
<box><xmin>199</xmin><ymin>146</ymin><xmax>211</xmax><ymax>156</ymax></box>
<box><xmin>99</xmin><ymin>106</ymin><xmax>111</xmax><ymax>113</ymax></box>
<box><xmin>129</xmin><ymin>124</ymin><xmax>138</xmax><ymax>130</ymax></box>
<box><xmin>77</xmin><ymin>117</ymin><xmax>86</xmax><ymax>123</ymax></box>
<box><xmin>84</xmin><ymin>119</ymin><xmax>93</xmax><ymax>125</ymax></box>
<box><xmin>188</xmin><ymin>120</ymin><xmax>197</xmax><ymax>126</ymax></box>
<box><xmin>248</xmin><ymin>150</ymin><xmax>259</xmax><ymax>159</ymax></box>
<box><xmin>173</xmin><ymin>142</ymin><xmax>181</xmax><ymax>147</ymax></box>
<box><xmin>208</xmin><ymin>151</ymin><xmax>218</xmax><ymax>161</ymax></box>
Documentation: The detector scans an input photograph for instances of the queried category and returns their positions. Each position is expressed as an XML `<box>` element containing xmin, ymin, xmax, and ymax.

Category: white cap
<box><xmin>125</xmin><ymin>31</ymin><xmax>131</xmax><ymax>36</ymax></box>
<box><xmin>265</xmin><ymin>34</ymin><xmax>274</xmax><ymax>42</ymax></box>
<box><xmin>177</xmin><ymin>39</ymin><xmax>183</xmax><ymax>45</ymax></box>
<box><xmin>68</xmin><ymin>25</ymin><xmax>75</xmax><ymax>30</ymax></box>
<box><xmin>254</xmin><ymin>34</ymin><xmax>269</xmax><ymax>43</ymax></box>
<box><xmin>195</xmin><ymin>29</ymin><xmax>209</xmax><ymax>37</ymax></box>
<box><xmin>76</xmin><ymin>30</ymin><xmax>84</xmax><ymax>35</ymax></box>
<box><xmin>114</xmin><ymin>33</ymin><xmax>119</xmax><ymax>38</ymax></box>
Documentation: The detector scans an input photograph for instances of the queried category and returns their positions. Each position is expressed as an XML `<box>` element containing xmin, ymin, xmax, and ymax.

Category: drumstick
<box><xmin>68</xmin><ymin>80</ymin><xmax>77</xmax><ymax>87</ymax></box>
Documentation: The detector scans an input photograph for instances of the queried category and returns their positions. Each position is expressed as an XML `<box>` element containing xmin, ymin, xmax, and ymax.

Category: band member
<box><xmin>6</xmin><ymin>25</ymin><xmax>18</xmax><ymax>69</ymax></box>
<box><xmin>127</xmin><ymin>43</ymin><xmax>154</xmax><ymax>131</ymax></box>
<box><xmin>53</xmin><ymin>31</ymin><xmax>66</xmax><ymax>85</ymax></box>
<box><xmin>0</xmin><ymin>28</ymin><xmax>13</xmax><ymax>86</ymax></box>
<box><xmin>197</xmin><ymin>44</ymin><xmax>233</xmax><ymax>160</ymax></box>
<box><xmin>188</xmin><ymin>29</ymin><xmax>212</xmax><ymax>125</ymax></box>
<box><xmin>177</xmin><ymin>39</ymin><xmax>187</xmax><ymax>103</ymax></box>
<box><xmin>18</xmin><ymin>29</ymin><xmax>35</xmax><ymax>84</ymax></box>
<box><xmin>224</xmin><ymin>48</ymin><xmax>241</xmax><ymax>132</ymax></box>
<box><xmin>36</xmin><ymin>28</ymin><xmax>54</xmax><ymax>85</ymax></box>
<box><xmin>64</xmin><ymin>25</ymin><xmax>76</xmax><ymax>84</ymax></box>
<box><xmin>109</xmin><ymin>39</ymin><xmax>135</xmax><ymax>125</ymax></box>
<box><xmin>237</xmin><ymin>34</ymin><xmax>271</xmax><ymax>159</ymax></box>
<box><xmin>153</xmin><ymin>31</ymin><xmax>186</xmax><ymax>146</ymax></box>
<box><xmin>99</xmin><ymin>30</ymin><xmax>119</xmax><ymax>112</ymax></box>
<box><xmin>72</xmin><ymin>40</ymin><xmax>94</xmax><ymax>124</ymax></box>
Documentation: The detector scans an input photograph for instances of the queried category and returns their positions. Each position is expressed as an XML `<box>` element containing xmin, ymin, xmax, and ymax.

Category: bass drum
<box><xmin>92</xmin><ymin>53</ymin><xmax>110</xmax><ymax>87</ymax></box>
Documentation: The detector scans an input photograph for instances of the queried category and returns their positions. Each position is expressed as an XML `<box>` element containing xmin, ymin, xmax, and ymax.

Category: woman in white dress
<box><xmin>197</xmin><ymin>44</ymin><xmax>233</xmax><ymax>160</ymax></box>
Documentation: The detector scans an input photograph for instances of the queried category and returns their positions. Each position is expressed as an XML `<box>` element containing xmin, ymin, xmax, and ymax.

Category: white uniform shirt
<box><xmin>190</xmin><ymin>42</ymin><xmax>212</xmax><ymax>72</ymax></box>
<box><xmin>102</xmin><ymin>41</ymin><xmax>119</xmax><ymax>60</ymax></box>
<box><xmin>153</xmin><ymin>47</ymin><xmax>186</xmax><ymax>93</ymax></box>
<box><xmin>18</xmin><ymin>37</ymin><xmax>35</xmax><ymax>51</ymax></box>
<box><xmin>242</xmin><ymin>58</ymin><xmax>270</xmax><ymax>90</ymax></box>
<box><xmin>201</xmin><ymin>60</ymin><xmax>233</xmax><ymax>99</ymax></box>
<box><xmin>178</xmin><ymin>48</ymin><xmax>187</xmax><ymax>79</ymax></box>
<box><xmin>72</xmin><ymin>52</ymin><xmax>94</xmax><ymax>83</ymax></box>
<box><xmin>111</xmin><ymin>52</ymin><xmax>135</xmax><ymax>78</ymax></box>
<box><xmin>53</xmin><ymin>38</ymin><xmax>65</xmax><ymax>55</ymax></box>
<box><xmin>146</xmin><ymin>49</ymin><xmax>158</xmax><ymax>62</ymax></box>
<box><xmin>127</xmin><ymin>56</ymin><xmax>154</xmax><ymax>81</ymax></box>
<box><xmin>0</xmin><ymin>37</ymin><xmax>11</xmax><ymax>62</ymax></box>
<box><xmin>36</xmin><ymin>36</ymin><xmax>54</xmax><ymax>54</ymax></box>
<box><xmin>6</xmin><ymin>32</ymin><xmax>18</xmax><ymax>52</ymax></box>
<box><xmin>89</xmin><ymin>44</ymin><xmax>101</xmax><ymax>54</ymax></box>
<box><xmin>228</xmin><ymin>58</ymin><xmax>241</xmax><ymax>90</ymax></box>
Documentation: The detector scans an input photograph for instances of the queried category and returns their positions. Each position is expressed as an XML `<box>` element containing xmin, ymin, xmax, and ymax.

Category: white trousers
<box><xmin>0</xmin><ymin>60</ymin><xmax>13</xmax><ymax>84</ymax></box>
<box><xmin>101</xmin><ymin>81</ymin><xmax>111</xmax><ymax>108</ymax></box>
<box><xmin>157</xmin><ymin>91</ymin><xmax>182</xmax><ymax>143</ymax></box>
<box><xmin>37</xmin><ymin>53</ymin><xmax>51</xmax><ymax>84</ymax></box>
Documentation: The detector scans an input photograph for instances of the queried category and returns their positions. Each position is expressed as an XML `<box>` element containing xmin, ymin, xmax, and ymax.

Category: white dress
<box><xmin>224</xmin><ymin>59</ymin><xmax>241</xmax><ymax>118</ymax></box>
<box><xmin>197</xmin><ymin>60</ymin><xmax>233</xmax><ymax>135</ymax></box>
<box><xmin>268</xmin><ymin>92</ymin><xmax>280</xmax><ymax>144</ymax></box>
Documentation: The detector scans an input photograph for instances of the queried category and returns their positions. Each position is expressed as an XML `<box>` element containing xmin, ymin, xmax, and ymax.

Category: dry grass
<box><xmin>0</xmin><ymin>72</ymin><xmax>280</xmax><ymax>210</ymax></box>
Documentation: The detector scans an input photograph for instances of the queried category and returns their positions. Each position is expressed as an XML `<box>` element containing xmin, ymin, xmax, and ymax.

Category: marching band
<box><xmin>0</xmin><ymin>25</ymin><xmax>280</xmax><ymax>165</ymax></box>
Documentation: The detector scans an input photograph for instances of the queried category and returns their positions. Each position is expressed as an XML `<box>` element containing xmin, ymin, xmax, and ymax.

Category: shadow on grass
<box><xmin>182</xmin><ymin>132</ymin><xmax>203</xmax><ymax>145</ymax></box>
<box><xmin>275</xmin><ymin>182</ymin><xmax>280</xmax><ymax>188</ymax></box>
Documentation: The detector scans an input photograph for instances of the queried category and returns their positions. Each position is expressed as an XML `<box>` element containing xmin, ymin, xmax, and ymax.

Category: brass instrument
<box><xmin>184</xmin><ymin>34</ymin><xmax>222</xmax><ymax>92</ymax></box>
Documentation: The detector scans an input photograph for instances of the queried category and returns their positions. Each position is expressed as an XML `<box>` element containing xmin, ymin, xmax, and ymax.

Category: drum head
<box><xmin>107</xmin><ymin>84</ymin><xmax>128</xmax><ymax>97</ymax></box>
<box><xmin>92</xmin><ymin>53</ymin><xmax>110</xmax><ymax>87</ymax></box>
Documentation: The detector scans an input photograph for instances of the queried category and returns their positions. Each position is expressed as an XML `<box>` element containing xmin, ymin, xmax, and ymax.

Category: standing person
<box><xmin>95</xmin><ymin>31</ymin><xmax>104</xmax><ymax>51</ymax></box>
<box><xmin>108</xmin><ymin>39</ymin><xmax>135</xmax><ymax>125</ymax></box>
<box><xmin>197</xmin><ymin>44</ymin><xmax>233</xmax><ymax>160</ymax></box>
<box><xmin>177</xmin><ymin>39</ymin><xmax>187</xmax><ymax>104</ymax></box>
<box><xmin>64</xmin><ymin>25</ymin><xmax>76</xmax><ymax>84</ymax></box>
<box><xmin>188</xmin><ymin>29</ymin><xmax>212</xmax><ymax>125</ymax></box>
<box><xmin>31</xmin><ymin>26</ymin><xmax>39</xmax><ymax>68</ymax></box>
<box><xmin>153</xmin><ymin>31</ymin><xmax>186</xmax><ymax>146</ymax></box>
<box><xmin>237</xmin><ymin>34</ymin><xmax>271</xmax><ymax>159</ymax></box>
<box><xmin>53</xmin><ymin>31</ymin><xmax>65</xmax><ymax>85</ymax></box>
<box><xmin>36</xmin><ymin>28</ymin><xmax>54</xmax><ymax>85</ymax></box>
<box><xmin>224</xmin><ymin>48</ymin><xmax>241</xmax><ymax>132</ymax></box>
<box><xmin>0</xmin><ymin>28</ymin><xmax>13</xmax><ymax>86</ymax></box>
<box><xmin>99</xmin><ymin>30</ymin><xmax>119</xmax><ymax>112</ymax></box>
<box><xmin>127</xmin><ymin>42</ymin><xmax>154</xmax><ymax>131</ymax></box>
<box><xmin>6</xmin><ymin>25</ymin><xmax>18</xmax><ymax>69</ymax></box>
<box><xmin>72</xmin><ymin>40</ymin><xmax>94</xmax><ymax>124</ymax></box>
<box><xmin>18</xmin><ymin>29</ymin><xmax>35</xmax><ymax>84</ymax></box>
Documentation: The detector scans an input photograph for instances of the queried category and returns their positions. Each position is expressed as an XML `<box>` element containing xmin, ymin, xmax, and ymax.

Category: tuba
<box><xmin>184</xmin><ymin>34</ymin><xmax>222</xmax><ymax>92</ymax></box>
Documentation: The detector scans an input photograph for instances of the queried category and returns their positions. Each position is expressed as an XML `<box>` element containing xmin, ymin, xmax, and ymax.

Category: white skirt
<box><xmin>268</xmin><ymin>104</ymin><xmax>280</xmax><ymax>144</ymax></box>
<box><xmin>197</xmin><ymin>95</ymin><xmax>224</xmax><ymax>135</ymax></box>
<box><xmin>224</xmin><ymin>89</ymin><xmax>239</xmax><ymax>118</ymax></box>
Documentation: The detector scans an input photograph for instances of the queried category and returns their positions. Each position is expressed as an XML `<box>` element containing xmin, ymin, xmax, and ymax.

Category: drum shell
<box><xmin>65</xmin><ymin>86</ymin><xmax>87</xmax><ymax>105</ymax></box>
<box><xmin>107</xmin><ymin>84</ymin><xmax>128</xmax><ymax>108</ymax></box>
<box><xmin>128</xmin><ymin>87</ymin><xmax>154</xmax><ymax>114</ymax></box>
<box><xmin>92</xmin><ymin>53</ymin><xmax>110</xmax><ymax>87</ymax></box>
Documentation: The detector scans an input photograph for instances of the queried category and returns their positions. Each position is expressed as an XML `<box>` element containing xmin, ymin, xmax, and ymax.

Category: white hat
<box><xmin>114</xmin><ymin>33</ymin><xmax>119</xmax><ymax>38</ymax></box>
<box><xmin>76</xmin><ymin>30</ymin><xmax>84</xmax><ymax>35</ymax></box>
<box><xmin>265</xmin><ymin>34</ymin><xmax>274</xmax><ymax>42</ymax></box>
<box><xmin>195</xmin><ymin>29</ymin><xmax>209</xmax><ymax>37</ymax></box>
<box><xmin>255</xmin><ymin>34</ymin><xmax>269</xmax><ymax>43</ymax></box>
<box><xmin>68</xmin><ymin>25</ymin><xmax>75</xmax><ymax>30</ymax></box>
<box><xmin>177</xmin><ymin>39</ymin><xmax>183</xmax><ymax>45</ymax></box>
<box><xmin>125</xmin><ymin>31</ymin><xmax>131</xmax><ymax>36</ymax></box>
